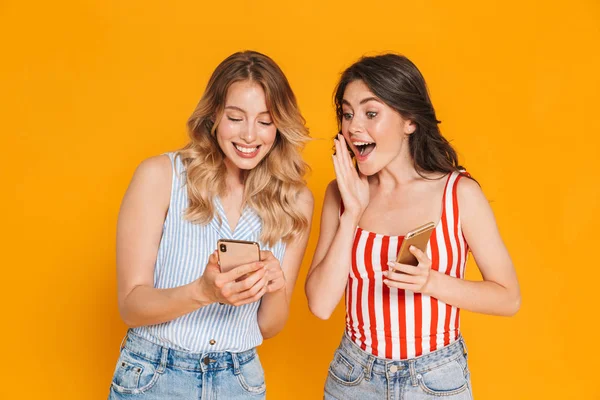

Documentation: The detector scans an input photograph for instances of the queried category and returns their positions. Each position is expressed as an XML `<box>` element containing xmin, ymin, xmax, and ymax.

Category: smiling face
<box><xmin>216</xmin><ymin>80</ymin><xmax>277</xmax><ymax>172</ymax></box>
<box><xmin>340</xmin><ymin>80</ymin><xmax>416</xmax><ymax>176</ymax></box>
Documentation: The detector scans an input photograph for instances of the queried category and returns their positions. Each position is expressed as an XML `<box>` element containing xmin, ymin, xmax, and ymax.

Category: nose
<box><xmin>347</xmin><ymin>115</ymin><xmax>364</xmax><ymax>135</ymax></box>
<box><xmin>240</xmin><ymin>121</ymin><xmax>257</xmax><ymax>143</ymax></box>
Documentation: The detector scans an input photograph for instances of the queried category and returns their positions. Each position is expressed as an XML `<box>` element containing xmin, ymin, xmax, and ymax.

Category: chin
<box><xmin>230</xmin><ymin>155</ymin><xmax>266</xmax><ymax>170</ymax></box>
<box><xmin>232</xmin><ymin>160</ymin><xmax>260</xmax><ymax>170</ymax></box>
<box><xmin>356</xmin><ymin>157</ymin><xmax>382</xmax><ymax>175</ymax></box>
<box><xmin>357</xmin><ymin>164</ymin><xmax>379</xmax><ymax>176</ymax></box>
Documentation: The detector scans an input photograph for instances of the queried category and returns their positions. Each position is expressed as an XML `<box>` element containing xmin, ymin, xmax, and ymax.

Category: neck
<box><xmin>371</xmin><ymin>146</ymin><xmax>420</xmax><ymax>191</ymax></box>
<box><xmin>223</xmin><ymin>158</ymin><xmax>245</xmax><ymax>194</ymax></box>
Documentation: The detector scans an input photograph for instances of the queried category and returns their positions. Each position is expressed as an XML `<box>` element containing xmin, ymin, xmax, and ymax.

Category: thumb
<box><xmin>205</xmin><ymin>262</ymin><xmax>221</xmax><ymax>277</ymax></box>
<box><xmin>409</xmin><ymin>245</ymin><xmax>429</xmax><ymax>266</ymax></box>
<box><xmin>207</xmin><ymin>251</ymin><xmax>220</xmax><ymax>268</ymax></box>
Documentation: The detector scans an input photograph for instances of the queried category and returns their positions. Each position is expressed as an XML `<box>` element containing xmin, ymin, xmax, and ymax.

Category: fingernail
<box><xmin>387</xmin><ymin>261</ymin><xmax>394</xmax><ymax>266</ymax></box>
<box><xmin>410</xmin><ymin>245</ymin><xmax>415</xmax><ymax>250</ymax></box>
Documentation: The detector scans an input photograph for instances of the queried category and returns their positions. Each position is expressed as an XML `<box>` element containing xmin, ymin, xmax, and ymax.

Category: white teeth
<box><xmin>234</xmin><ymin>144</ymin><xmax>258</xmax><ymax>153</ymax></box>
<box><xmin>352</xmin><ymin>141</ymin><xmax>374</xmax><ymax>146</ymax></box>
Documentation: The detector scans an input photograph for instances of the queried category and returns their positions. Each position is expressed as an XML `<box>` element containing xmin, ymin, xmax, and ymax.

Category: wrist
<box><xmin>189</xmin><ymin>279</ymin><xmax>213</xmax><ymax>308</ymax></box>
<box><xmin>262</xmin><ymin>285</ymin><xmax>289</xmax><ymax>309</ymax></box>
<box><xmin>340</xmin><ymin>211</ymin><xmax>362</xmax><ymax>228</ymax></box>
<box><xmin>265</xmin><ymin>284</ymin><xmax>287</xmax><ymax>298</ymax></box>
<box><xmin>423</xmin><ymin>270</ymin><xmax>441</xmax><ymax>297</ymax></box>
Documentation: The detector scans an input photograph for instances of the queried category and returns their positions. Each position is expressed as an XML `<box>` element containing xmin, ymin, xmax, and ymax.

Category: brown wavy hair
<box><xmin>334</xmin><ymin>53</ymin><xmax>467</xmax><ymax>178</ymax></box>
<box><xmin>178</xmin><ymin>51</ymin><xmax>310</xmax><ymax>246</ymax></box>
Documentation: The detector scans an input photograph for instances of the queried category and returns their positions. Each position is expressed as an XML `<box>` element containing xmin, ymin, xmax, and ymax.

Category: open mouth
<box><xmin>352</xmin><ymin>141</ymin><xmax>376</xmax><ymax>158</ymax></box>
<box><xmin>233</xmin><ymin>143</ymin><xmax>260</xmax><ymax>155</ymax></box>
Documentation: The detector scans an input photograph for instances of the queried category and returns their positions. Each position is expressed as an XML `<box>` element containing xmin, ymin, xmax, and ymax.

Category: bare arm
<box><xmin>385</xmin><ymin>177</ymin><xmax>521</xmax><ymax>316</ymax></box>
<box><xmin>305</xmin><ymin>181</ymin><xmax>358</xmax><ymax>320</ymax></box>
<box><xmin>429</xmin><ymin>177</ymin><xmax>521</xmax><ymax>315</ymax></box>
<box><xmin>117</xmin><ymin>155</ymin><xmax>268</xmax><ymax>328</ymax></box>
<box><xmin>257</xmin><ymin>188</ymin><xmax>314</xmax><ymax>338</ymax></box>
<box><xmin>305</xmin><ymin>135</ymin><xmax>370</xmax><ymax>320</ymax></box>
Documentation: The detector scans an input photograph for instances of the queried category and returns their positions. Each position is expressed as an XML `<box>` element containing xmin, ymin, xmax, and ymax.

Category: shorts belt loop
<box><xmin>364</xmin><ymin>355</ymin><xmax>375</xmax><ymax>381</ymax></box>
<box><xmin>409</xmin><ymin>360</ymin><xmax>418</xmax><ymax>386</ymax></box>
<box><xmin>157</xmin><ymin>346</ymin><xmax>169</xmax><ymax>373</ymax></box>
<box><xmin>232</xmin><ymin>352</ymin><xmax>241</xmax><ymax>375</ymax></box>
<box><xmin>460</xmin><ymin>337</ymin><xmax>469</xmax><ymax>358</ymax></box>
<box><xmin>119</xmin><ymin>330</ymin><xmax>129</xmax><ymax>351</ymax></box>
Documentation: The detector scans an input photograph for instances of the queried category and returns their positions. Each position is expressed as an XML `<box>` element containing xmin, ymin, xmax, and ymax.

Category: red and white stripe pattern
<box><xmin>345</xmin><ymin>171</ymin><xmax>469</xmax><ymax>360</ymax></box>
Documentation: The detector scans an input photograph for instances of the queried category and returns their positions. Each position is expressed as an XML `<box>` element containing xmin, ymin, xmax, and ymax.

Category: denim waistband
<box><xmin>339</xmin><ymin>334</ymin><xmax>468</xmax><ymax>377</ymax></box>
<box><xmin>122</xmin><ymin>329</ymin><xmax>257</xmax><ymax>372</ymax></box>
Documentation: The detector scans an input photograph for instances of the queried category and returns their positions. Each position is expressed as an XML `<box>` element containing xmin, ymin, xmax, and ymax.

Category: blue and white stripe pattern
<box><xmin>132</xmin><ymin>152</ymin><xmax>286</xmax><ymax>353</ymax></box>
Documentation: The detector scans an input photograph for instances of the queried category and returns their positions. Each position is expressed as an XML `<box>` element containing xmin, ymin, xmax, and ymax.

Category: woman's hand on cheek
<box><xmin>332</xmin><ymin>134</ymin><xmax>369</xmax><ymax>223</ymax></box>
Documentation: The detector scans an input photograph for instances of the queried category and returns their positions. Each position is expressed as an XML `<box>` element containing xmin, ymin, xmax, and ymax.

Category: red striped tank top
<box><xmin>345</xmin><ymin>171</ymin><xmax>469</xmax><ymax>360</ymax></box>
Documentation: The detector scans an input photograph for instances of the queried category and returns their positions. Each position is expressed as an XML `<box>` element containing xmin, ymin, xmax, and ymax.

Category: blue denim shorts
<box><xmin>108</xmin><ymin>330</ymin><xmax>266</xmax><ymax>399</ymax></box>
<box><xmin>324</xmin><ymin>335</ymin><xmax>473</xmax><ymax>400</ymax></box>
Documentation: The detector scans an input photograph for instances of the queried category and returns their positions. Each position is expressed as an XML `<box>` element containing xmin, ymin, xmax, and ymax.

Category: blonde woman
<box><xmin>108</xmin><ymin>51</ymin><xmax>313</xmax><ymax>399</ymax></box>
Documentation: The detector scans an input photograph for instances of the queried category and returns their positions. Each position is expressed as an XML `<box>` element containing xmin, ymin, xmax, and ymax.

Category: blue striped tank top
<box><xmin>132</xmin><ymin>152</ymin><xmax>286</xmax><ymax>353</ymax></box>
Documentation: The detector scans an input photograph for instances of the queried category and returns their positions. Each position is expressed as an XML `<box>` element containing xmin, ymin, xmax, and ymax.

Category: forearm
<box><xmin>119</xmin><ymin>282</ymin><xmax>211</xmax><ymax>328</ymax></box>
<box><xmin>305</xmin><ymin>214</ymin><xmax>357</xmax><ymax>319</ymax></box>
<box><xmin>427</xmin><ymin>271</ymin><xmax>521</xmax><ymax>316</ymax></box>
<box><xmin>257</xmin><ymin>288</ymin><xmax>289</xmax><ymax>339</ymax></box>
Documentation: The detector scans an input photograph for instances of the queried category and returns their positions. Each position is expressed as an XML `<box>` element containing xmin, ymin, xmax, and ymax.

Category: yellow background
<box><xmin>2</xmin><ymin>0</ymin><xmax>599</xmax><ymax>398</ymax></box>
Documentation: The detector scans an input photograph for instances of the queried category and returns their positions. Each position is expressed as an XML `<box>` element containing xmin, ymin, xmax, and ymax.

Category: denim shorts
<box><xmin>108</xmin><ymin>330</ymin><xmax>266</xmax><ymax>399</ymax></box>
<box><xmin>324</xmin><ymin>335</ymin><xmax>473</xmax><ymax>400</ymax></box>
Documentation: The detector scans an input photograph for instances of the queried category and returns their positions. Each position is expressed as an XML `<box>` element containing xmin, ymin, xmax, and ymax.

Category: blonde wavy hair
<box><xmin>177</xmin><ymin>51</ymin><xmax>310</xmax><ymax>246</ymax></box>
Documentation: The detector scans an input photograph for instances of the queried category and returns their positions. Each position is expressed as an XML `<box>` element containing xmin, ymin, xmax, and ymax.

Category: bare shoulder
<box><xmin>123</xmin><ymin>154</ymin><xmax>172</xmax><ymax>209</ymax></box>
<box><xmin>297</xmin><ymin>185</ymin><xmax>314</xmax><ymax>205</ymax></box>
<box><xmin>296</xmin><ymin>185</ymin><xmax>315</xmax><ymax>217</ymax></box>
<box><xmin>317</xmin><ymin>180</ymin><xmax>342</xmax><ymax>219</ymax></box>
<box><xmin>325</xmin><ymin>179</ymin><xmax>341</xmax><ymax>202</ymax></box>
<box><xmin>133</xmin><ymin>154</ymin><xmax>172</xmax><ymax>184</ymax></box>
<box><xmin>118</xmin><ymin>155</ymin><xmax>173</xmax><ymax>239</ymax></box>
<box><xmin>456</xmin><ymin>175</ymin><xmax>493</xmax><ymax>220</ymax></box>
<box><xmin>457</xmin><ymin>175</ymin><xmax>486</xmax><ymax>200</ymax></box>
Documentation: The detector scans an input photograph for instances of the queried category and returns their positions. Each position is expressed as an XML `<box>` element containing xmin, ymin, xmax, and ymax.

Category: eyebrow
<box><xmin>360</xmin><ymin>97</ymin><xmax>382</xmax><ymax>105</ymax></box>
<box><xmin>341</xmin><ymin>97</ymin><xmax>383</xmax><ymax>107</ymax></box>
<box><xmin>225</xmin><ymin>105</ymin><xmax>270</xmax><ymax>115</ymax></box>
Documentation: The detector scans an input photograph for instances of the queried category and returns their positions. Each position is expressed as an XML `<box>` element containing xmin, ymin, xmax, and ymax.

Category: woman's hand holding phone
<box><xmin>196</xmin><ymin>251</ymin><xmax>269</xmax><ymax>307</ymax></box>
<box><xmin>383</xmin><ymin>246</ymin><xmax>435</xmax><ymax>295</ymax></box>
<box><xmin>260</xmin><ymin>250</ymin><xmax>286</xmax><ymax>294</ymax></box>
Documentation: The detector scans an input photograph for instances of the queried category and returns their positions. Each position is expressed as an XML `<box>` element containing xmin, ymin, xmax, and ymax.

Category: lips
<box><xmin>357</xmin><ymin>143</ymin><xmax>376</xmax><ymax>156</ymax></box>
<box><xmin>352</xmin><ymin>141</ymin><xmax>376</xmax><ymax>161</ymax></box>
<box><xmin>233</xmin><ymin>142</ymin><xmax>260</xmax><ymax>158</ymax></box>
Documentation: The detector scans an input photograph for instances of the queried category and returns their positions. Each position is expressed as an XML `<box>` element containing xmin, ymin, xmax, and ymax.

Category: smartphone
<box><xmin>217</xmin><ymin>239</ymin><xmax>261</xmax><ymax>273</ymax></box>
<box><xmin>396</xmin><ymin>222</ymin><xmax>436</xmax><ymax>266</ymax></box>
